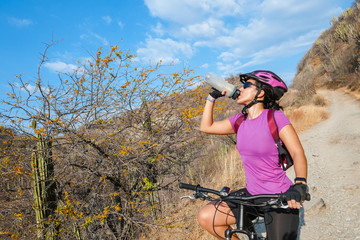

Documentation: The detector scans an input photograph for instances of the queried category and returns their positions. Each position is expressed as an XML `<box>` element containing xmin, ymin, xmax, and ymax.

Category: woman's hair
<box><xmin>255</xmin><ymin>81</ymin><xmax>283</xmax><ymax>110</ymax></box>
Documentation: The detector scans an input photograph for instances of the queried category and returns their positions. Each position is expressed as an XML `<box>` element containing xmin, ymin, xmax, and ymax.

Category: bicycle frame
<box><xmin>225</xmin><ymin>204</ymin><xmax>256</xmax><ymax>240</ymax></box>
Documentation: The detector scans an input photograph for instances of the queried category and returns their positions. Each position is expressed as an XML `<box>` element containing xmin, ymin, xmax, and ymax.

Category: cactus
<box><xmin>31</xmin><ymin>120</ymin><xmax>58</xmax><ymax>239</ymax></box>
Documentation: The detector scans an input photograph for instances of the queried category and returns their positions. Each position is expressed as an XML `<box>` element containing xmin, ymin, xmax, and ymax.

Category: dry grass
<box><xmin>137</xmin><ymin>199</ymin><xmax>210</xmax><ymax>240</ymax></box>
<box><xmin>285</xmin><ymin>105</ymin><xmax>329</xmax><ymax>133</ymax></box>
<box><xmin>311</xmin><ymin>93</ymin><xmax>329</xmax><ymax>107</ymax></box>
<box><xmin>339</xmin><ymin>87</ymin><xmax>360</xmax><ymax>101</ymax></box>
<box><xmin>285</xmin><ymin>93</ymin><xmax>330</xmax><ymax>133</ymax></box>
<box><xmin>210</xmin><ymin>146</ymin><xmax>246</xmax><ymax>190</ymax></box>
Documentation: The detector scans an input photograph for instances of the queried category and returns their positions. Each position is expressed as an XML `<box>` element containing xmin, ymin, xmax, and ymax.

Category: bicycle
<box><xmin>179</xmin><ymin>182</ymin><xmax>310</xmax><ymax>240</ymax></box>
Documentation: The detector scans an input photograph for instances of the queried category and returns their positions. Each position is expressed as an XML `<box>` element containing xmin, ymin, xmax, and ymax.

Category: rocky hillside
<box><xmin>289</xmin><ymin>1</ymin><xmax>360</xmax><ymax>104</ymax></box>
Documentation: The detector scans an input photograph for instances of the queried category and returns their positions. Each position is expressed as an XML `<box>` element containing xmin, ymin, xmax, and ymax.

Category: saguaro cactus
<box><xmin>31</xmin><ymin>120</ymin><xmax>58</xmax><ymax>239</ymax></box>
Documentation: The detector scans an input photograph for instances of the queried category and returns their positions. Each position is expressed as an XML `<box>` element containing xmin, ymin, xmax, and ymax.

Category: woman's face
<box><xmin>236</xmin><ymin>79</ymin><xmax>259</xmax><ymax>105</ymax></box>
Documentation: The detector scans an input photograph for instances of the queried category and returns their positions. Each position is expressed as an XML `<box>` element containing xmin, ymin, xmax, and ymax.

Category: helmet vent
<box><xmin>258</xmin><ymin>74</ymin><xmax>270</xmax><ymax>80</ymax></box>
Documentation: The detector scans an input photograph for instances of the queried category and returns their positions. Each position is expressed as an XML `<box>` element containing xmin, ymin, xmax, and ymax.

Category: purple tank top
<box><xmin>229</xmin><ymin>109</ymin><xmax>293</xmax><ymax>195</ymax></box>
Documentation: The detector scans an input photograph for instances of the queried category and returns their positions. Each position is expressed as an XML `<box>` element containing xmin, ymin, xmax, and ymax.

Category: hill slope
<box><xmin>290</xmin><ymin>2</ymin><xmax>360</xmax><ymax>105</ymax></box>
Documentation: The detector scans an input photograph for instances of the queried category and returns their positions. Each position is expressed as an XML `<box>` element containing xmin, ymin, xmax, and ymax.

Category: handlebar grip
<box><xmin>179</xmin><ymin>182</ymin><xmax>198</xmax><ymax>191</ymax></box>
<box><xmin>282</xmin><ymin>193</ymin><xmax>311</xmax><ymax>202</ymax></box>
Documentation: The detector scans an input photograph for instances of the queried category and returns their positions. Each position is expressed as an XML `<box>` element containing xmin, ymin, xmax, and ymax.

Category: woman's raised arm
<box><xmin>200</xmin><ymin>97</ymin><xmax>235</xmax><ymax>135</ymax></box>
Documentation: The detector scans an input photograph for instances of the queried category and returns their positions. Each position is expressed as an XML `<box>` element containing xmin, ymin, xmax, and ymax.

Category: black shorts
<box><xmin>223</xmin><ymin>188</ymin><xmax>300</xmax><ymax>240</ymax></box>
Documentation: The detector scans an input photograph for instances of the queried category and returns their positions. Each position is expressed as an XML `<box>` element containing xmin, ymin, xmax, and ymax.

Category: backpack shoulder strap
<box><xmin>234</xmin><ymin>115</ymin><xmax>245</xmax><ymax>133</ymax></box>
<box><xmin>267</xmin><ymin>109</ymin><xmax>280</xmax><ymax>140</ymax></box>
<box><xmin>236</xmin><ymin>110</ymin><xmax>281</xmax><ymax>137</ymax></box>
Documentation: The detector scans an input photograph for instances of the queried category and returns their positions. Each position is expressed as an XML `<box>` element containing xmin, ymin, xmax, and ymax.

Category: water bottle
<box><xmin>204</xmin><ymin>73</ymin><xmax>240</xmax><ymax>99</ymax></box>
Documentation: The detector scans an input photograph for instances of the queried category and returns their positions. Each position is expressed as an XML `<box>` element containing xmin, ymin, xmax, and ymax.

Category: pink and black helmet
<box><xmin>240</xmin><ymin>70</ymin><xmax>288</xmax><ymax>100</ymax></box>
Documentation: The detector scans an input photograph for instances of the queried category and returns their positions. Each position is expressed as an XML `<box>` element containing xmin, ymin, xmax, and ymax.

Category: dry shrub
<box><xmin>311</xmin><ymin>93</ymin><xmax>329</xmax><ymax>106</ymax></box>
<box><xmin>339</xmin><ymin>87</ymin><xmax>360</xmax><ymax>100</ymax></box>
<box><xmin>279</xmin><ymin>89</ymin><xmax>298</xmax><ymax>107</ymax></box>
<box><xmin>285</xmin><ymin>104</ymin><xmax>329</xmax><ymax>133</ymax></box>
<box><xmin>346</xmin><ymin>72</ymin><xmax>360</xmax><ymax>91</ymax></box>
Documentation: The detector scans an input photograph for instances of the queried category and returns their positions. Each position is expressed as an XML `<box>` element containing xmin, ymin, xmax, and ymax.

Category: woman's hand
<box><xmin>209</xmin><ymin>87</ymin><xmax>225</xmax><ymax>99</ymax></box>
<box><xmin>285</xmin><ymin>183</ymin><xmax>309</xmax><ymax>209</ymax></box>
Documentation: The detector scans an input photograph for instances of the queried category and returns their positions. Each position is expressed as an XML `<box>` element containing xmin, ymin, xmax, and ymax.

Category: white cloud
<box><xmin>24</xmin><ymin>84</ymin><xmax>38</xmax><ymax>93</ymax></box>
<box><xmin>15</xmin><ymin>83</ymin><xmax>50</xmax><ymax>94</ymax></box>
<box><xmin>201</xmin><ymin>63</ymin><xmax>209</xmax><ymax>69</ymax></box>
<box><xmin>143</xmin><ymin>0</ymin><xmax>348</xmax><ymax>74</ymax></box>
<box><xmin>80</xmin><ymin>32</ymin><xmax>109</xmax><ymax>46</ymax></box>
<box><xmin>151</xmin><ymin>22</ymin><xmax>165</xmax><ymax>36</ymax></box>
<box><xmin>117</xmin><ymin>20</ymin><xmax>124</xmax><ymax>28</ymax></box>
<box><xmin>239</xmin><ymin>29</ymin><xmax>322</xmax><ymax>68</ymax></box>
<box><xmin>91</xmin><ymin>33</ymin><xmax>109</xmax><ymax>46</ymax></box>
<box><xmin>144</xmin><ymin>0</ymin><xmax>203</xmax><ymax>24</ymax></box>
<box><xmin>44</xmin><ymin>61</ymin><xmax>79</xmax><ymax>73</ymax></box>
<box><xmin>217</xmin><ymin>60</ymin><xmax>242</xmax><ymax>76</ymax></box>
<box><xmin>9</xmin><ymin>17</ymin><xmax>33</xmax><ymax>27</ymax></box>
<box><xmin>261</xmin><ymin>0</ymin><xmax>343</xmax><ymax>18</ymax></box>
<box><xmin>136</xmin><ymin>37</ymin><xmax>193</xmax><ymax>64</ymax></box>
<box><xmin>217</xmin><ymin>29</ymin><xmax>322</xmax><ymax>76</ymax></box>
<box><xmin>144</xmin><ymin>0</ymin><xmax>253</xmax><ymax>24</ymax></box>
<box><xmin>180</xmin><ymin>18</ymin><xmax>225</xmax><ymax>39</ymax></box>
<box><xmin>102</xmin><ymin>16</ymin><xmax>112</xmax><ymax>24</ymax></box>
<box><xmin>78</xmin><ymin>57</ymin><xmax>92</xmax><ymax>65</ymax></box>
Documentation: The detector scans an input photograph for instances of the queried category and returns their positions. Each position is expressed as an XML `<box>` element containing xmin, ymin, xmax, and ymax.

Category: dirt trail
<box><xmin>287</xmin><ymin>90</ymin><xmax>360</xmax><ymax>240</ymax></box>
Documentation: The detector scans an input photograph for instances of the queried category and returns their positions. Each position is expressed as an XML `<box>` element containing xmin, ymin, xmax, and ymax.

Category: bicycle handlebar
<box><xmin>179</xmin><ymin>183</ymin><xmax>304</xmax><ymax>240</ymax></box>
<box><xmin>179</xmin><ymin>182</ymin><xmax>289</xmax><ymax>203</ymax></box>
<box><xmin>179</xmin><ymin>182</ymin><xmax>230</xmax><ymax>196</ymax></box>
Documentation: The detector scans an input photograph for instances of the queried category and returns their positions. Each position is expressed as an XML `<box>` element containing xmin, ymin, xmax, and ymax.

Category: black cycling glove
<box><xmin>285</xmin><ymin>183</ymin><xmax>309</xmax><ymax>202</ymax></box>
<box><xmin>209</xmin><ymin>87</ymin><xmax>224</xmax><ymax>99</ymax></box>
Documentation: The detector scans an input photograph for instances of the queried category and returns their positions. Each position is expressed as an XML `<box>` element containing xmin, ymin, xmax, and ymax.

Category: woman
<box><xmin>198</xmin><ymin>70</ymin><xmax>308</xmax><ymax>240</ymax></box>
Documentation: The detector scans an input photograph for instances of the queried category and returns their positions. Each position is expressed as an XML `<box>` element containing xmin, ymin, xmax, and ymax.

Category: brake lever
<box><xmin>180</xmin><ymin>192</ymin><xmax>211</xmax><ymax>201</ymax></box>
<box><xmin>268</xmin><ymin>198</ymin><xmax>289</xmax><ymax>209</ymax></box>
<box><xmin>180</xmin><ymin>195</ymin><xmax>196</xmax><ymax>200</ymax></box>
<box><xmin>278</xmin><ymin>201</ymin><xmax>289</xmax><ymax>209</ymax></box>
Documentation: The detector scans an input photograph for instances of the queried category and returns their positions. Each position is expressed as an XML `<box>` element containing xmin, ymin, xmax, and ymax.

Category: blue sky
<box><xmin>0</xmin><ymin>0</ymin><xmax>354</xmax><ymax>100</ymax></box>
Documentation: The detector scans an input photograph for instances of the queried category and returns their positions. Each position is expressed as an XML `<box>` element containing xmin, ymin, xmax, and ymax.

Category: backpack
<box><xmin>234</xmin><ymin>109</ymin><xmax>294</xmax><ymax>171</ymax></box>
